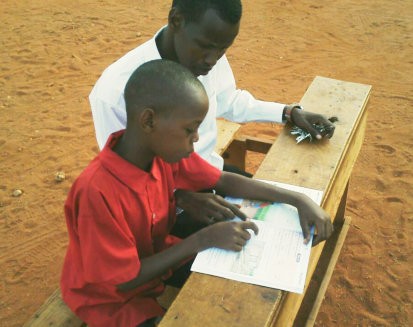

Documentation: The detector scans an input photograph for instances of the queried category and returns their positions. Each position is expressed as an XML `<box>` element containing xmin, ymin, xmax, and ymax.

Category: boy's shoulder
<box><xmin>69</xmin><ymin>155</ymin><xmax>115</xmax><ymax>197</ymax></box>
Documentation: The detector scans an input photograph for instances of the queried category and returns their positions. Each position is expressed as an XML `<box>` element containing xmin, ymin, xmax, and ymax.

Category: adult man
<box><xmin>89</xmin><ymin>0</ymin><xmax>335</xmax><ymax>223</ymax></box>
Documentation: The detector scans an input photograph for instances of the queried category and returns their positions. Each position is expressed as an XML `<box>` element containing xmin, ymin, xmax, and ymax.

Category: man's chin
<box><xmin>194</xmin><ymin>67</ymin><xmax>211</xmax><ymax>76</ymax></box>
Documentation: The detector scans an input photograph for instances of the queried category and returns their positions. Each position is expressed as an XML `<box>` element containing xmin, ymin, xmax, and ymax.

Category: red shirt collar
<box><xmin>99</xmin><ymin>130</ymin><xmax>162</xmax><ymax>193</ymax></box>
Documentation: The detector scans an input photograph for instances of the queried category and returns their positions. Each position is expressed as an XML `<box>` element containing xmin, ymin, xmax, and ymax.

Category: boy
<box><xmin>89</xmin><ymin>0</ymin><xmax>336</xmax><ymax>224</ymax></box>
<box><xmin>62</xmin><ymin>60</ymin><xmax>332</xmax><ymax>327</ymax></box>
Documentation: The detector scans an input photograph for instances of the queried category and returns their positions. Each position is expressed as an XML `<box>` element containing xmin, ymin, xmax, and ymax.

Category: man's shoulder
<box><xmin>106</xmin><ymin>37</ymin><xmax>159</xmax><ymax>73</ymax></box>
<box><xmin>90</xmin><ymin>36</ymin><xmax>160</xmax><ymax>102</ymax></box>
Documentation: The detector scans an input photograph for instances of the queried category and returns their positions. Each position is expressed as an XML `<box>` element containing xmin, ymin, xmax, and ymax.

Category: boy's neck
<box><xmin>112</xmin><ymin>134</ymin><xmax>153</xmax><ymax>172</ymax></box>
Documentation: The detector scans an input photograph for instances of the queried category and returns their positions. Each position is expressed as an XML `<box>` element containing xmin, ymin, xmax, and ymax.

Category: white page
<box><xmin>191</xmin><ymin>181</ymin><xmax>324</xmax><ymax>294</ymax></box>
<box><xmin>255</xmin><ymin>179</ymin><xmax>323</xmax><ymax>206</ymax></box>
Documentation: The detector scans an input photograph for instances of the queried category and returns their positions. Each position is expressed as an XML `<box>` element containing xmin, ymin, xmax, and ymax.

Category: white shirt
<box><xmin>89</xmin><ymin>28</ymin><xmax>286</xmax><ymax>169</ymax></box>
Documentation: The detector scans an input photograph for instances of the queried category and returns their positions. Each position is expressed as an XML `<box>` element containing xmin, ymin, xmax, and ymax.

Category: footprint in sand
<box><xmin>375</xmin><ymin>178</ymin><xmax>386</xmax><ymax>192</ymax></box>
<box><xmin>374</xmin><ymin>144</ymin><xmax>396</xmax><ymax>155</ymax></box>
<box><xmin>4</xmin><ymin>259</ymin><xmax>28</xmax><ymax>284</ymax></box>
<box><xmin>386</xmin><ymin>197</ymin><xmax>403</xmax><ymax>203</ymax></box>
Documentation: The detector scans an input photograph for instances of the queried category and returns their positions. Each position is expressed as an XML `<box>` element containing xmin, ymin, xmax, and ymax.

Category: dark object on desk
<box><xmin>291</xmin><ymin>116</ymin><xmax>338</xmax><ymax>143</ymax></box>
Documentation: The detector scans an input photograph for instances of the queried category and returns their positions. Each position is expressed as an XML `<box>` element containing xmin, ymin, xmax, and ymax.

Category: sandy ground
<box><xmin>1</xmin><ymin>0</ymin><xmax>412</xmax><ymax>326</ymax></box>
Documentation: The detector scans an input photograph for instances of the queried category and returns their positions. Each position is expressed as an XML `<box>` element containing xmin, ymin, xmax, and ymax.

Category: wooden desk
<box><xmin>159</xmin><ymin>76</ymin><xmax>371</xmax><ymax>327</ymax></box>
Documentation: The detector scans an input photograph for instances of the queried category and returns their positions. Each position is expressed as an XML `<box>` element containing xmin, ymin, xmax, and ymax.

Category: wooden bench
<box><xmin>159</xmin><ymin>76</ymin><xmax>371</xmax><ymax>326</ymax></box>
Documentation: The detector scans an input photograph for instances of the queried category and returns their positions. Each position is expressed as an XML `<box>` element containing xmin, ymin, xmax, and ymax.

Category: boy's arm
<box><xmin>214</xmin><ymin>172</ymin><xmax>333</xmax><ymax>245</ymax></box>
<box><xmin>117</xmin><ymin>219</ymin><xmax>258</xmax><ymax>292</ymax></box>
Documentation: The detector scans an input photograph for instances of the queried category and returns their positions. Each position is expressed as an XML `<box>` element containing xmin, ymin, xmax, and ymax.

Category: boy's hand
<box><xmin>174</xmin><ymin>190</ymin><xmax>247</xmax><ymax>224</ymax></box>
<box><xmin>198</xmin><ymin>221</ymin><xmax>259</xmax><ymax>252</ymax></box>
<box><xmin>295</xmin><ymin>195</ymin><xmax>334</xmax><ymax>246</ymax></box>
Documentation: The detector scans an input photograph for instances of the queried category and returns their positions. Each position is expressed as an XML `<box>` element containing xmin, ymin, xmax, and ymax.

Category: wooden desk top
<box><xmin>160</xmin><ymin>76</ymin><xmax>371</xmax><ymax>327</ymax></box>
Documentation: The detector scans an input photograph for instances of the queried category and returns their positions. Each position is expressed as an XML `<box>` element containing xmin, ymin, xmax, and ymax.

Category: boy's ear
<box><xmin>168</xmin><ymin>7</ymin><xmax>184</xmax><ymax>31</ymax></box>
<box><xmin>140</xmin><ymin>108</ymin><xmax>156</xmax><ymax>133</ymax></box>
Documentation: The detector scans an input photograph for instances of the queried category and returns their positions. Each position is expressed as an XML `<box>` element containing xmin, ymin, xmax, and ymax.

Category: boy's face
<box><xmin>173</xmin><ymin>9</ymin><xmax>239</xmax><ymax>76</ymax></box>
<box><xmin>150</xmin><ymin>90</ymin><xmax>208</xmax><ymax>163</ymax></box>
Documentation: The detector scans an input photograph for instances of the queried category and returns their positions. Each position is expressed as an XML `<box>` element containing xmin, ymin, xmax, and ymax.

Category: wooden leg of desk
<box><xmin>293</xmin><ymin>214</ymin><xmax>351</xmax><ymax>327</ymax></box>
<box><xmin>334</xmin><ymin>182</ymin><xmax>348</xmax><ymax>226</ymax></box>
<box><xmin>222</xmin><ymin>139</ymin><xmax>246</xmax><ymax>171</ymax></box>
<box><xmin>222</xmin><ymin>136</ymin><xmax>273</xmax><ymax>172</ymax></box>
<box><xmin>304</xmin><ymin>216</ymin><xmax>352</xmax><ymax>327</ymax></box>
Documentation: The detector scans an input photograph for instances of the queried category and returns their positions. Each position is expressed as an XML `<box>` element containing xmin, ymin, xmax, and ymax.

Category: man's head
<box><xmin>124</xmin><ymin>59</ymin><xmax>208</xmax><ymax>163</ymax></box>
<box><xmin>171</xmin><ymin>0</ymin><xmax>242</xmax><ymax>25</ymax></box>
<box><xmin>168</xmin><ymin>0</ymin><xmax>242</xmax><ymax>76</ymax></box>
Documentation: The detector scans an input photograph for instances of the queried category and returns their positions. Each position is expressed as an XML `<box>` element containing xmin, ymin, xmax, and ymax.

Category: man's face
<box><xmin>150</xmin><ymin>88</ymin><xmax>209</xmax><ymax>163</ymax></box>
<box><xmin>173</xmin><ymin>9</ymin><xmax>240</xmax><ymax>76</ymax></box>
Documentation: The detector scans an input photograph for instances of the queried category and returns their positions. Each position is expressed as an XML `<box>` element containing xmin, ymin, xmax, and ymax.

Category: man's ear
<box><xmin>140</xmin><ymin>108</ymin><xmax>156</xmax><ymax>133</ymax></box>
<box><xmin>168</xmin><ymin>7</ymin><xmax>184</xmax><ymax>31</ymax></box>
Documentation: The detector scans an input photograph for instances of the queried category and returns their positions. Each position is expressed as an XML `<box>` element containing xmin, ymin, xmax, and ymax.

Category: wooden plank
<box><xmin>215</xmin><ymin>119</ymin><xmax>242</xmax><ymax>155</ymax></box>
<box><xmin>305</xmin><ymin>216</ymin><xmax>352</xmax><ymax>327</ymax></box>
<box><xmin>255</xmin><ymin>76</ymin><xmax>371</xmax><ymax>190</ymax></box>
<box><xmin>24</xmin><ymin>286</ymin><xmax>180</xmax><ymax>327</ymax></box>
<box><xmin>270</xmin><ymin>78</ymin><xmax>371</xmax><ymax>327</ymax></box>
<box><xmin>160</xmin><ymin>76</ymin><xmax>371</xmax><ymax>327</ymax></box>
<box><xmin>271</xmin><ymin>109</ymin><xmax>368</xmax><ymax>326</ymax></box>
<box><xmin>22</xmin><ymin>289</ymin><xmax>84</xmax><ymax>327</ymax></box>
<box><xmin>160</xmin><ymin>273</ymin><xmax>282</xmax><ymax>327</ymax></box>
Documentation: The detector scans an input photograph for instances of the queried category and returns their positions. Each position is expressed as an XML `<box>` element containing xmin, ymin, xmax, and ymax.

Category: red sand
<box><xmin>1</xmin><ymin>1</ymin><xmax>411</xmax><ymax>326</ymax></box>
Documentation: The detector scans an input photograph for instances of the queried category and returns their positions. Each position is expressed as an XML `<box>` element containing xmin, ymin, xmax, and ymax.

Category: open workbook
<box><xmin>191</xmin><ymin>180</ymin><xmax>324</xmax><ymax>294</ymax></box>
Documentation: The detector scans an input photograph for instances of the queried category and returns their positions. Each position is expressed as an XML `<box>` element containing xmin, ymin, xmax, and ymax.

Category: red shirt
<box><xmin>60</xmin><ymin>131</ymin><xmax>221</xmax><ymax>327</ymax></box>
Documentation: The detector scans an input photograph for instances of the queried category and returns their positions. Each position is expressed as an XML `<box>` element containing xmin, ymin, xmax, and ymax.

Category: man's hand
<box><xmin>291</xmin><ymin>109</ymin><xmax>335</xmax><ymax>140</ymax></box>
<box><xmin>295</xmin><ymin>194</ymin><xmax>334</xmax><ymax>246</ymax></box>
<box><xmin>174</xmin><ymin>189</ymin><xmax>247</xmax><ymax>224</ymax></box>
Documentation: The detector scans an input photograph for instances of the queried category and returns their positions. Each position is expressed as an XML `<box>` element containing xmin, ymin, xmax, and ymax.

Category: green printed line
<box><xmin>254</xmin><ymin>206</ymin><xmax>271</xmax><ymax>221</ymax></box>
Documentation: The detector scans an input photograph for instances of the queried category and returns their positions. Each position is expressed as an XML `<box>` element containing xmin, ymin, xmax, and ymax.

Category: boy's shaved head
<box><xmin>124</xmin><ymin>59</ymin><xmax>207</xmax><ymax>120</ymax></box>
<box><xmin>121</xmin><ymin>59</ymin><xmax>208</xmax><ymax>166</ymax></box>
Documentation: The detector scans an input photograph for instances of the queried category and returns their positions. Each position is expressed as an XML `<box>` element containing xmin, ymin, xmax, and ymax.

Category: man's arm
<box><xmin>214</xmin><ymin>56</ymin><xmax>335</xmax><ymax>139</ymax></box>
<box><xmin>215</xmin><ymin>55</ymin><xmax>285</xmax><ymax>123</ymax></box>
